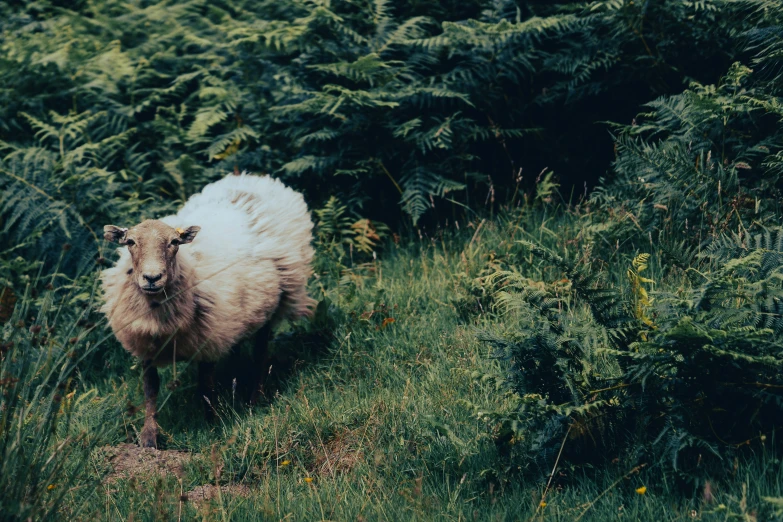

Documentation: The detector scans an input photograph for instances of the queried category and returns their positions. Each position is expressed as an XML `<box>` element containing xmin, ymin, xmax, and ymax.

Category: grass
<box><xmin>2</xmin><ymin>209</ymin><xmax>783</xmax><ymax>521</ymax></box>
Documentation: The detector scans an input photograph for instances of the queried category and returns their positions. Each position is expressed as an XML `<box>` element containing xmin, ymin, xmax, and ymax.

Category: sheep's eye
<box><xmin>125</xmin><ymin>239</ymin><xmax>136</xmax><ymax>246</ymax></box>
<box><xmin>170</xmin><ymin>239</ymin><xmax>180</xmax><ymax>246</ymax></box>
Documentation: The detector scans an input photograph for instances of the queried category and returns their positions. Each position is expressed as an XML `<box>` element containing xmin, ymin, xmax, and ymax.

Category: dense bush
<box><xmin>475</xmin><ymin>10</ymin><xmax>783</xmax><ymax>479</ymax></box>
<box><xmin>480</xmin><ymin>236</ymin><xmax>783</xmax><ymax>478</ymax></box>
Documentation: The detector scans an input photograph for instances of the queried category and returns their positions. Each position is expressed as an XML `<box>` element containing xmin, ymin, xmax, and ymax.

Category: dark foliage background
<box><xmin>0</xmin><ymin>0</ymin><xmax>760</xmax><ymax>249</ymax></box>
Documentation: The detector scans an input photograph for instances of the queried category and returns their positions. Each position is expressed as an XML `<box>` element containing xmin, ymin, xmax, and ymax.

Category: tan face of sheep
<box><xmin>103</xmin><ymin>220</ymin><xmax>200</xmax><ymax>296</ymax></box>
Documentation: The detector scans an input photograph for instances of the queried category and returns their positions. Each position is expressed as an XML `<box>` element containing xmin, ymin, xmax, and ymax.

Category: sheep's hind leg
<box><xmin>249</xmin><ymin>323</ymin><xmax>272</xmax><ymax>406</ymax></box>
<box><xmin>198</xmin><ymin>362</ymin><xmax>217</xmax><ymax>422</ymax></box>
<box><xmin>140</xmin><ymin>359</ymin><xmax>160</xmax><ymax>449</ymax></box>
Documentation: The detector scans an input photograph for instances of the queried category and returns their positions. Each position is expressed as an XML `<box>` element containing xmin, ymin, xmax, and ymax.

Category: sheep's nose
<box><xmin>143</xmin><ymin>273</ymin><xmax>163</xmax><ymax>284</ymax></box>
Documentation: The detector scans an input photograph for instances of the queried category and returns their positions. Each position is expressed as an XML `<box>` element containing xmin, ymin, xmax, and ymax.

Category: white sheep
<box><xmin>100</xmin><ymin>173</ymin><xmax>315</xmax><ymax>448</ymax></box>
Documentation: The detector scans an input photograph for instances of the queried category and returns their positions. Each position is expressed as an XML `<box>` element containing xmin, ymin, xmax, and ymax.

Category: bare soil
<box><xmin>184</xmin><ymin>484</ymin><xmax>251</xmax><ymax>508</ymax></box>
<box><xmin>99</xmin><ymin>443</ymin><xmax>192</xmax><ymax>483</ymax></box>
<box><xmin>97</xmin><ymin>443</ymin><xmax>251</xmax><ymax>511</ymax></box>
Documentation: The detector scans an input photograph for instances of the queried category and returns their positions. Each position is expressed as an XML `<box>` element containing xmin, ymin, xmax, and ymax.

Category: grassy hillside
<box><xmin>3</xmin><ymin>1</ymin><xmax>783</xmax><ymax>520</ymax></box>
<box><xmin>2</xmin><ymin>208</ymin><xmax>782</xmax><ymax>521</ymax></box>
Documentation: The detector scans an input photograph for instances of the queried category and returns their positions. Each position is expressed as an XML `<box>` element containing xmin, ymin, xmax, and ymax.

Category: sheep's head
<box><xmin>103</xmin><ymin>220</ymin><xmax>200</xmax><ymax>296</ymax></box>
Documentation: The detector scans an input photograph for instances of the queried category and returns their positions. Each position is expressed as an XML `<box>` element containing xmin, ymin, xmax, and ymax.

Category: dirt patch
<box><xmin>97</xmin><ymin>443</ymin><xmax>254</xmax><ymax>511</ymax></box>
<box><xmin>99</xmin><ymin>443</ymin><xmax>192</xmax><ymax>483</ymax></box>
<box><xmin>185</xmin><ymin>484</ymin><xmax>251</xmax><ymax>508</ymax></box>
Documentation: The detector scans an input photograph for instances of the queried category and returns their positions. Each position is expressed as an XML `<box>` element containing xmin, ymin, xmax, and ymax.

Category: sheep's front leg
<box><xmin>198</xmin><ymin>362</ymin><xmax>216</xmax><ymax>422</ymax></box>
<box><xmin>249</xmin><ymin>323</ymin><xmax>272</xmax><ymax>406</ymax></box>
<box><xmin>141</xmin><ymin>359</ymin><xmax>160</xmax><ymax>449</ymax></box>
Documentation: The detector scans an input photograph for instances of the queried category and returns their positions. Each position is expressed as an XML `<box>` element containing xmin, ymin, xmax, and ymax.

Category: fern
<box><xmin>315</xmin><ymin>196</ymin><xmax>389</xmax><ymax>256</ymax></box>
<box><xmin>479</xmin><ymin>228</ymin><xmax>783</xmax><ymax>478</ymax></box>
<box><xmin>1</xmin><ymin>0</ymin><xmax>771</xmax><ymax>230</ymax></box>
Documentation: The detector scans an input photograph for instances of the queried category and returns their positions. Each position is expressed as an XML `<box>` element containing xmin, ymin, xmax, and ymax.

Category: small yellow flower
<box><xmin>304</xmin><ymin>477</ymin><xmax>313</xmax><ymax>483</ymax></box>
<box><xmin>280</xmin><ymin>460</ymin><xmax>291</xmax><ymax>467</ymax></box>
<box><xmin>47</xmin><ymin>484</ymin><xmax>56</xmax><ymax>491</ymax></box>
<box><xmin>539</xmin><ymin>501</ymin><xmax>547</xmax><ymax>508</ymax></box>
<box><xmin>636</xmin><ymin>486</ymin><xmax>647</xmax><ymax>495</ymax></box>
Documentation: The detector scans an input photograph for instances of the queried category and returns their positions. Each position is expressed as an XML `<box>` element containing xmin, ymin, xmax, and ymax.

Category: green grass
<box><xmin>3</xmin><ymin>212</ymin><xmax>783</xmax><ymax>521</ymax></box>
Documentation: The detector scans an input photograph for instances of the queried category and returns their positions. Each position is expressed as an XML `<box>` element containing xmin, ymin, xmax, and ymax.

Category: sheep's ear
<box><xmin>104</xmin><ymin>225</ymin><xmax>129</xmax><ymax>244</ymax></box>
<box><xmin>176</xmin><ymin>226</ymin><xmax>200</xmax><ymax>244</ymax></box>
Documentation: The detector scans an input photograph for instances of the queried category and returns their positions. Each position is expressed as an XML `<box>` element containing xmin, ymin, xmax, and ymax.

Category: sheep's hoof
<box><xmin>140</xmin><ymin>425</ymin><xmax>159</xmax><ymax>449</ymax></box>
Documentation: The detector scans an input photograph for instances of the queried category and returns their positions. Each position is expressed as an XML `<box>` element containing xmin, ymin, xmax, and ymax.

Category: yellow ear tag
<box><xmin>175</xmin><ymin>227</ymin><xmax>185</xmax><ymax>235</ymax></box>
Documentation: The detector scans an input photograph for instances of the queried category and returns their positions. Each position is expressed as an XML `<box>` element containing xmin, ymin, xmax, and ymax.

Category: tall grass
<box><xmin>0</xmin><ymin>258</ymin><xmax>125</xmax><ymax>520</ymax></box>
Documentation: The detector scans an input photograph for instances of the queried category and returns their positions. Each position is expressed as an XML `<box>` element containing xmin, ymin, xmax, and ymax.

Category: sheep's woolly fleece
<box><xmin>100</xmin><ymin>173</ymin><xmax>315</xmax><ymax>365</ymax></box>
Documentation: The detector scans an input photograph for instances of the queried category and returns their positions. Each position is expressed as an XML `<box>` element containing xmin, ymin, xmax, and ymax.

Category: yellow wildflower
<box><xmin>281</xmin><ymin>460</ymin><xmax>291</xmax><ymax>467</ymax></box>
<box><xmin>304</xmin><ymin>477</ymin><xmax>313</xmax><ymax>483</ymax></box>
<box><xmin>47</xmin><ymin>484</ymin><xmax>56</xmax><ymax>491</ymax></box>
<box><xmin>636</xmin><ymin>486</ymin><xmax>647</xmax><ymax>495</ymax></box>
<box><xmin>539</xmin><ymin>501</ymin><xmax>547</xmax><ymax>508</ymax></box>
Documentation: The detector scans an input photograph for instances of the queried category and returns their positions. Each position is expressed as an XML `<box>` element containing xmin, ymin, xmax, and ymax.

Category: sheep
<box><xmin>100</xmin><ymin>173</ymin><xmax>315</xmax><ymax>448</ymax></box>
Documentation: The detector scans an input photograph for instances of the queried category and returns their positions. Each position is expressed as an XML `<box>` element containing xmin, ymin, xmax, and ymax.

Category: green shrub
<box><xmin>473</xmin><ymin>20</ymin><xmax>783</xmax><ymax>477</ymax></box>
<box><xmin>477</xmin><ymin>233</ymin><xmax>783</xmax><ymax>479</ymax></box>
